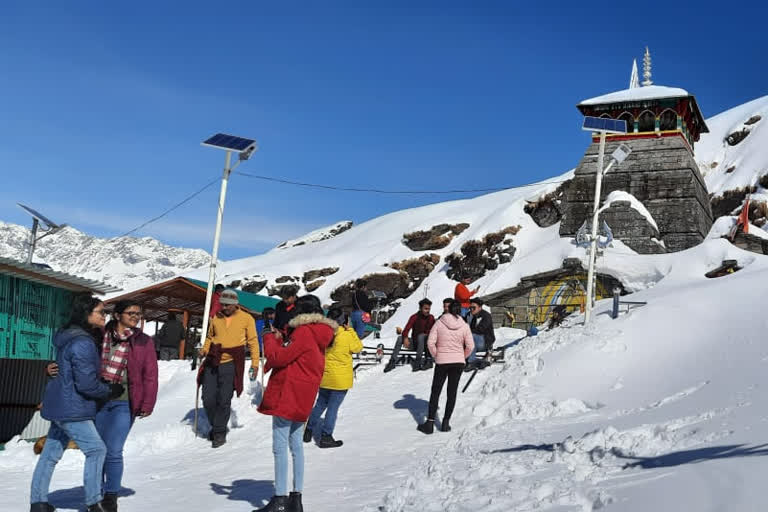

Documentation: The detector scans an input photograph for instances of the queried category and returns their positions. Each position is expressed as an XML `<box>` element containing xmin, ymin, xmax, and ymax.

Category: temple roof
<box><xmin>579</xmin><ymin>85</ymin><xmax>690</xmax><ymax>106</ymax></box>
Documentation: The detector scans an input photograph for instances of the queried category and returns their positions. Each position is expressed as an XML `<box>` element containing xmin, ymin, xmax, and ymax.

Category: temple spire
<box><xmin>642</xmin><ymin>47</ymin><xmax>653</xmax><ymax>87</ymax></box>
<box><xmin>629</xmin><ymin>58</ymin><xmax>640</xmax><ymax>89</ymax></box>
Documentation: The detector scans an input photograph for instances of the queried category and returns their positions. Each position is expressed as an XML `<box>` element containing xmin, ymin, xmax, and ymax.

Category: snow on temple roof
<box><xmin>579</xmin><ymin>85</ymin><xmax>690</xmax><ymax>106</ymax></box>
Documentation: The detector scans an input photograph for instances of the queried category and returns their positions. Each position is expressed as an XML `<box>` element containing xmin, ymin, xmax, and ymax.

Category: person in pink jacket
<box><xmin>417</xmin><ymin>299</ymin><xmax>474</xmax><ymax>435</ymax></box>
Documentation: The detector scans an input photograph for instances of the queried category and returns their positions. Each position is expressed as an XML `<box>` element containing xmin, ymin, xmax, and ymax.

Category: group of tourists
<box><xmin>28</xmin><ymin>273</ymin><xmax>494</xmax><ymax>512</ymax></box>
<box><xmin>196</xmin><ymin>287</ymin><xmax>363</xmax><ymax>511</ymax></box>
<box><xmin>31</xmin><ymin>295</ymin><xmax>158</xmax><ymax>512</ymax></box>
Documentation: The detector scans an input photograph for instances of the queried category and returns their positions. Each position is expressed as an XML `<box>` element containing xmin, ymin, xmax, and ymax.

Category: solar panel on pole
<box><xmin>582</xmin><ymin>116</ymin><xmax>627</xmax><ymax>134</ymax></box>
<box><xmin>17</xmin><ymin>204</ymin><xmax>62</xmax><ymax>230</ymax></box>
<box><xmin>201</xmin><ymin>133</ymin><xmax>257</xmax><ymax>153</ymax></box>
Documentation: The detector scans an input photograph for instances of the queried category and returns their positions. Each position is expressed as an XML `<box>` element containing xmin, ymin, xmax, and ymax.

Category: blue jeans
<box><xmin>307</xmin><ymin>388</ymin><xmax>348</xmax><ymax>436</ymax></box>
<box><xmin>95</xmin><ymin>400</ymin><xmax>134</xmax><ymax>494</ymax></box>
<box><xmin>272</xmin><ymin>416</ymin><xmax>305</xmax><ymax>496</ymax></box>
<box><xmin>350</xmin><ymin>310</ymin><xmax>366</xmax><ymax>338</ymax></box>
<box><xmin>467</xmin><ymin>334</ymin><xmax>485</xmax><ymax>362</ymax></box>
<box><xmin>30</xmin><ymin>419</ymin><xmax>106</xmax><ymax>506</ymax></box>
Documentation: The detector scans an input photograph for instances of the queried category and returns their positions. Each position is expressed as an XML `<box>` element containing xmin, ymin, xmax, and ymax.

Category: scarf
<box><xmin>101</xmin><ymin>328</ymin><xmax>132</xmax><ymax>383</ymax></box>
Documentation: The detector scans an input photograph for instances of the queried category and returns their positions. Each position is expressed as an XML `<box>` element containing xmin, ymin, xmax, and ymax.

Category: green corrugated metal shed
<box><xmin>186</xmin><ymin>278</ymin><xmax>279</xmax><ymax>312</ymax></box>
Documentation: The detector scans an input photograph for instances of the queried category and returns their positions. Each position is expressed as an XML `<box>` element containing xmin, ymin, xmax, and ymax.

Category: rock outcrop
<box><xmin>445</xmin><ymin>226</ymin><xmax>520</xmax><ymax>281</ymax></box>
<box><xmin>402</xmin><ymin>223</ymin><xmax>469</xmax><ymax>251</ymax></box>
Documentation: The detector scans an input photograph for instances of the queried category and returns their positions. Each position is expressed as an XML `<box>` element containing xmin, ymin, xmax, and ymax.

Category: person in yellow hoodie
<box><xmin>198</xmin><ymin>289</ymin><xmax>259</xmax><ymax>448</ymax></box>
<box><xmin>303</xmin><ymin>307</ymin><xmax>362</xmax><ymax>448</ymax></box>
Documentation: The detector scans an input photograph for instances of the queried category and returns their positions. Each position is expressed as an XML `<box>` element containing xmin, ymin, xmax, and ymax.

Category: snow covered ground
<box><xmin>2</xmin><ymin>238</ymin><xmax>768</xmax><ymax>511</ymax></box>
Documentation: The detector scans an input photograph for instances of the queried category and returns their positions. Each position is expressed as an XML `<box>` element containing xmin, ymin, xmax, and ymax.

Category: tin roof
<box><xmin>0</xmin><ymin>256</ymin><xmax>120</xmax><ymax>295</ymax></box>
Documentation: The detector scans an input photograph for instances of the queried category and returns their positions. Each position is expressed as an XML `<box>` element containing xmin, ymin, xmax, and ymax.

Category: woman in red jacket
<box><xmin>256</xmin><ymin>295</ymin><xmax>337</xmax><ymax>512</ymax></box>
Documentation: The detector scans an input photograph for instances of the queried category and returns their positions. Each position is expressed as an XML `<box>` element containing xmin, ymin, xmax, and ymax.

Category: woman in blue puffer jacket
<box><xmin>30</xmin><ymin>293</ymin><xmax>124</xmax><ymax>512</ymax></box>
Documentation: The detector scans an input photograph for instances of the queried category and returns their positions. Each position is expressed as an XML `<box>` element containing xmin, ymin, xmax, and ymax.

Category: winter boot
<box><xmin>421</xmin><ymin>360</ymin><xmax>433</xmax><ymax>371</ymax></box>
<box><xmin>318</xmin><ymin>433</ymin><xmax>343</xmax><ymax>448</ymax></box>
<box><xmin>441</xmin><ymin>419</ymin><xmax>451</xmax><ymax>432</ymax></box>
<box><xmin>288</xmin><ymin>492</ymin><xmax>304</xmax><ymax>512</ymax></box>
<box><xmin>101</xmin><ymin>493</ymin><xmax>118</xmax><ymax>512</ymax></box>
<box><xmin>30</xmin><ymin>503</ymin><xmax>55</xmax><ymax>512</ymax></box>
<box><xmin>417</xmin><ymin>419</ymin><xmax>434</xmax><ymax>435</ymax></box>
<box><xmin>86</xmin><ymin>503</ymin><xmax>107</xmax><ymax>512</ymax></box>
<box><xmin>253</xmin><ymin>495</ymin><xmax>288</xmax><ymax>512</ymax></box>
<box><xmin>302</xmin><ymin>426</ymin><xmax>313</xmax><ymax>443</ymax></box>
<box><xmin>212</xmin><ymin>432</ymin><xmax>227</xmax><ymax>448</ymax></box>
<box><xmin>383</xmin><ymin>361</ymin><xmax>396</xmax><ymax>373</ymax></box>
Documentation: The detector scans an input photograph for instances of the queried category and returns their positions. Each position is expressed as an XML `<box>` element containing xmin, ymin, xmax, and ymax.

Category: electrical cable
<box><xmin>233</xmin><ymin>171</ymin><xmax>571</xmax><ymax>195</ymax></box>
<box><xmin>118</xmin><ymin>177</ymin><xmax>220</xmax><ymax>237</ymax></box>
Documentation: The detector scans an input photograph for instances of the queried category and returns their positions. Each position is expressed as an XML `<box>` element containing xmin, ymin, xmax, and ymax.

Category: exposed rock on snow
<box><xmin>401</xmin><ymin>223</ymin><xmax>470</xmax><ymax>251</ymax></box>
<box><xmin>445</xmin><ymin>226</ymin><xmax>520</xmax><ymax>280</ymax></box>
<box><xmin>276</xmin><ymin>220</ymin><xmax>353</xmax><ymax>249</ymax></box>
<box><xmin>302</xmin><ymin>267</ymin><xmax>339</xmax><ymax>283</ymax></box>
<box><xmin>524</xmin><ymin>181</ymin><xmax>570</xmax><ymax>228</ymax></box>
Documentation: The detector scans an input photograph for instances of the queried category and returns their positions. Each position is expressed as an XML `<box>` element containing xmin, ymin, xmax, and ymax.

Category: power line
<box><xmin>116</xmin><ymin>170</ymin><xmax>573</xmax><ymax>238</ymax></box>
<box><xmin>118</xmin><ymin>177</ymin><xmax>220</xmax><ymax>238</ymax></box>
<box><xmin>234</xmin><ymin>171</ymin><xmax>571</xmax><ymax>195</ymax></box>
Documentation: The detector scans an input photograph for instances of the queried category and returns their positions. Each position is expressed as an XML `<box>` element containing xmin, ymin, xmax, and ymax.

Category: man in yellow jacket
<box><xmin>303</xmin><ymin>308</ymin><xmax>363</xmax><ymax>448</ymax></box>
<box><xmin>199</xmin><ymin>289</ymin><xmax>259</xmax><ymax>448</ymax></box>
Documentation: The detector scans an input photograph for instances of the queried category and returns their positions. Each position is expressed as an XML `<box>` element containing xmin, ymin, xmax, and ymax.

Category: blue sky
<box><xmin>1</xmin><ymin>2</ymin><xmax>766</xmax><ymax>259</ymax></box>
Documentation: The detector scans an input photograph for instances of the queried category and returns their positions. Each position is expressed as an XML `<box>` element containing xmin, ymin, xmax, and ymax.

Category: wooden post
<box><xmin>180</xmin><ymin>310</ymin><xmax>190</xmax><ymax>360</ymax></box>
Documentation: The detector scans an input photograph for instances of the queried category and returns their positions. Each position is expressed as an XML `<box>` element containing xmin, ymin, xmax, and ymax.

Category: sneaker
<box><xmin>318</xmin><ymin>433</ymin><xmax>343</xmax><ymax>448</ymax></box>
<box><xmin>417</xmin><ymin>419</ymin><xmax>434</xmax><ymax>435</ymax></box>
<box><xmin>302</xmin><ymin>426</ymin><xmax>313</xmax><ymax>443</ymax></box>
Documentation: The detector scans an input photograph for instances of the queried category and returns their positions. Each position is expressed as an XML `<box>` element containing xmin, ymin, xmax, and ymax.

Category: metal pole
<box><xmin>584</xmin><ymin>131</ymin><xmax>606</xmax><ymax>324</ymax></box>
<box><xmin>199</xmin><ymin>151</ymin><xmax>233</xmax><ymax>348</ymax></box>
<box><xmin>26</xmin><ymin>218</ymin><xmax>39</xmax><ymax>264</ymax></box>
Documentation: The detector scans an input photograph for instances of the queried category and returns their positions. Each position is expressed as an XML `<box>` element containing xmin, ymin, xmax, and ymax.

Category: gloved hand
<box><xmin>249</xmin><ymin>367</ymin><xmax>257</xmax><ymax>382</ymax></box>
<box><xmin>109</xmin><ymin>383</ymin><xmax>125</xmax><ymax>399</ymax></box>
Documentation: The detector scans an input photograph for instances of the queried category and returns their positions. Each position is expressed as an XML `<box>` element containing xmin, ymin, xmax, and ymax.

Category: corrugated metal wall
<box><xmin>0</xmin><ymin>274</ymin><xmax>72</xmax><ymax>442</ymax></box>
<box><xmin>0</xmin><ymin>274</ymin><xmax>72</xmax><ymax>360</ymax></box>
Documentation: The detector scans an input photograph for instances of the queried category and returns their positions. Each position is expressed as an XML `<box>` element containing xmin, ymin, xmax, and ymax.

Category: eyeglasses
<box><xmin>92</xmin><ymin>310</ymin><xmax>107</xmax><ymax>317</ymax></box>
<box><xmin>123</xmin><ymin>311</ymin><xmax>142</xmax><ymax>318</ymax></box>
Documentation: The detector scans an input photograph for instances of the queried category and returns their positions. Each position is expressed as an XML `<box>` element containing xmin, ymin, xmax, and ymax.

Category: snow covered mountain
<box><xmin>0</xmin><ymin>222</ymin><xmax>210</xmax><ymax>291</ymax></box>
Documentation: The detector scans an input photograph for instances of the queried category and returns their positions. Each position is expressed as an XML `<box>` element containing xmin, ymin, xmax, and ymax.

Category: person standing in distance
<box><xmin>454</xmin><ymin>274</ymin><xmax>480</xmax><ymax>318</ymax></box>
<box><xmin>350</xmin><ymin>279</ymin><xmax>372</xmax><ymax>339</ymax></box>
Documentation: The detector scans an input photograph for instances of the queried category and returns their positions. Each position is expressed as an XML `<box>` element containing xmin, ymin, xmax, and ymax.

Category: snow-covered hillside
<box><xmin>697</xmin><ymin>95</ymin><xmax>768</xmax><ymax>197</ymax></box>
<box><xmin>0</xmin><ymin>222</ymin><xmax>210</xmax><ymax>291</ymax></box>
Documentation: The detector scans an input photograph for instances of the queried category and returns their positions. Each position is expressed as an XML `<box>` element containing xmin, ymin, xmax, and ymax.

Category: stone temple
<box><xmin>559</xmin><ymin>50</ymin><xmax>714</xmax><ymax>253</ymax></box>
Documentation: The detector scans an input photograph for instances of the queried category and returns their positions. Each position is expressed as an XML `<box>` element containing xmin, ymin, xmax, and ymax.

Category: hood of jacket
<box><xmin>53</xmin><ymin>326</ymin><xmax>94</xmax><ymax>349</ymax></box>
<box><xmin>288</xmin><ymin>313</ymin><xmax>338</xmax><ymax>350</ymax></box>
<box><xmin>439</xmin><ymin>314</ymin><xmax>466</xmax><ymax>331</ymax></box>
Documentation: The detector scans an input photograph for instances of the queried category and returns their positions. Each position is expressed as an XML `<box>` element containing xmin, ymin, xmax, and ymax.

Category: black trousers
<box><xmin>427</xmin><ymin>363</ymin><xmax>464</xmax><ymax>422</ymax></box>
<box><xmin>201</xmin><ymin>362</ymin><xmax>235</xmax><ymax>434</ymax></box>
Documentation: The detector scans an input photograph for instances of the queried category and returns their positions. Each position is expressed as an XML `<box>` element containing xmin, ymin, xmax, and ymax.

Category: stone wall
<box><xmin>560</xmin><ymin>136</ymin><xmax>713</xmax><ymax>252</ymax></box>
